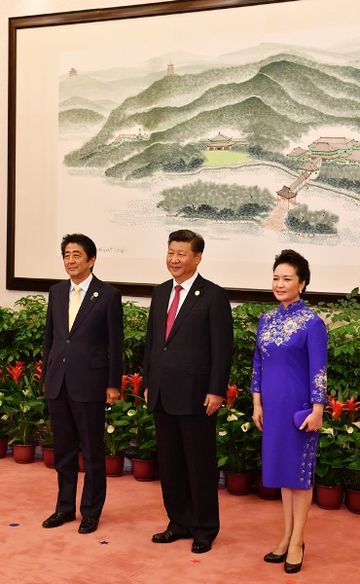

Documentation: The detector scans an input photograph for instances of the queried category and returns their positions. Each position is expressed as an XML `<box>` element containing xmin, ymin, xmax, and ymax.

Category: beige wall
<box><xmin>0</xmin><ymin>0</ymin><xmax>171</xmax><ymax>307</ymax></box>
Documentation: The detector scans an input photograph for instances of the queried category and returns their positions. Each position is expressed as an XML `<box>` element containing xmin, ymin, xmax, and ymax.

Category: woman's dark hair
<box><xmin>168</xmin><ymin>229</ymin><xmax>205</xmax><ymax>253</ymax></box>
<box><xmin>61</xmin><ymin>233</ymin><xmax>97</xmax><ymax>261</ymax></box>
<box><xmin>273</xmin><ymin>249</ymin><xmax>310</xmax><ymax>293</ymax></box>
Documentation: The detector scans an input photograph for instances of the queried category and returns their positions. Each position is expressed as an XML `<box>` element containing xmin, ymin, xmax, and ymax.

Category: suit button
<box><xmin>62</xmin><ymin>358</ymin><xmax>66</xmax><ymax>363</ymax></box>
<box><xmin>163</xmin><ymin>347</ymin><xmax>167</xmax><ymax>352</ymax></box>
<box><xmin>66</xmin><ymin>340</ymin><xmax>70</xmax><ymax>344</ymax></box>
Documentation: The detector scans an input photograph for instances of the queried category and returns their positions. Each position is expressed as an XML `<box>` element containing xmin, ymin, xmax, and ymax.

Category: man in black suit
<box><xmin>42</xmin><ymin>233</ymin><xmax>123</xmax><ymax>534</ymax></box>
<box><xmin>144</xmin><ymin>229</ymin><xmax>233</xmax><ymax>553</ymax></box>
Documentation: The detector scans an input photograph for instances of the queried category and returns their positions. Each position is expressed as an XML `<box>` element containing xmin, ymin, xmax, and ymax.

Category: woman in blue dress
<box><xmin>252</xmin><ymin>249</ymin><xmax>327</xmax><ymax>574</ymax></box>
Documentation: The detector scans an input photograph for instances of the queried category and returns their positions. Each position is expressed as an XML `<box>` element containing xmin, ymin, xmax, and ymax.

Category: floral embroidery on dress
<box><xmin>299</xmin><ymin>434</ymin><xmax>318</xmax><ymax>487</ymax></box>
<box><xmin>311</xmin><ymin>367</ymin><xmax>327</xmax><ymax>404</ymax></box>
<box><xmin>259</xmin><ymin>302</ymin><xmax>315</xmax><ymax>356</ymax></box>
<box><xmin>251</xmin><ymin>366</ymin><xmax>260</xmax><ymax>393</ymax></box>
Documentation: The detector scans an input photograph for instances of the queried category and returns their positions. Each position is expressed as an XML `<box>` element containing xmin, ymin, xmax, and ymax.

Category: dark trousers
<box><xmin>47</xmin><ymin>382</ymin><xmax>106</xmax><ymax>519</ymax></box>
<box><xmin>154</xmin><ymin>400</ymin><xmax>219</xmax><ymax>541</ymax></box>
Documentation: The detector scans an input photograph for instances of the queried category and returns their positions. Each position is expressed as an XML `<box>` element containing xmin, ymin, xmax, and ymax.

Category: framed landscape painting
<box><xmin>7</xmin><ymin>0</ymin><xmax>360</xmax><ymax>300</ymax></box>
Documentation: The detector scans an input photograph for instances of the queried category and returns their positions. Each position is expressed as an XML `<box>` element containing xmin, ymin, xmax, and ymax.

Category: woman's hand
<box><xmin>300</xmin><ymin>405</ymin><xmax>323</xmax><ymax>432</ymax></box>
<box><xmin>252</xmin><ymin>403</ymin><xmax>263</xmax><ymax>431</ymax></box>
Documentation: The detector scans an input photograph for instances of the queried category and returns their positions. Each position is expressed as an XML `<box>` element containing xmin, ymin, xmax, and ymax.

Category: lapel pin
<box><xmin>91</xmin><ymin>291</ymin><xmax>99</xmax><ymax>301</ymax></box>
<box><xmin>194</xmin><ymin>290</ymin><xmax>200</xmax><ymax>296</ymax></box>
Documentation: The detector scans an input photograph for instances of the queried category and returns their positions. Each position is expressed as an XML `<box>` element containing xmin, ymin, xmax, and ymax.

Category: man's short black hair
<box><xmin>61</xmin><ymin>233</ymin><xmax>97</xmax><ymax>261</ymax></box>
<box><xmin>168</xmin><ymin>229</ymin><xmax>205</xmax><ymax>253</ymax></box>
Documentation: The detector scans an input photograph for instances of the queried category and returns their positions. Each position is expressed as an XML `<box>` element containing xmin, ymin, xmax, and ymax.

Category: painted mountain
<box><xmin>65</xmin><ymin>53</ymin><xmax>360</xmax><ymax>179</ymax></box>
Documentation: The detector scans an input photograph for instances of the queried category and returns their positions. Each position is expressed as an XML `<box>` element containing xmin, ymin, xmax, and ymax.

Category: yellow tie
<box><xmin>68</xmin><ymin>285</ymin><xmax>82</xmax><ymax>330</ymax></box>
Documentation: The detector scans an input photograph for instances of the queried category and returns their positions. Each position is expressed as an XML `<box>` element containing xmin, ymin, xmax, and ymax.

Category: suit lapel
<box><xmin>69</xmin><ymin>276</ymin><xmax>103</xmax><ymax>335</ymax></box>
<box><xmin>166</xmin><ymin>275</ymin><xmax>205</xmax><ymax>342</ymax></box>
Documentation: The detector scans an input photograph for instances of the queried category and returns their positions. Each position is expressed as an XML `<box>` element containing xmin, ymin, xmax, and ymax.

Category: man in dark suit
<box><xmin>144</xmin><ymin>229</ymin><xmax>233</xmax><ymax>554</ymax></box>
<box><xmin>42</xmin><ymin>233</ymin><xmax>123</xmax><ymax>534</ymax></box>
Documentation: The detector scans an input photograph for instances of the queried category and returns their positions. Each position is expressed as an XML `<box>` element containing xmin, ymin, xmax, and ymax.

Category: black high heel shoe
<box><xmin>264</xmin><ymin>550</ymin><xmax>288</xmax><ymax>563</ymax></box>
<box><xmin>284</xmin><ymin>543</ymin><xmax>305</xmax><ymax>573</ymax></box>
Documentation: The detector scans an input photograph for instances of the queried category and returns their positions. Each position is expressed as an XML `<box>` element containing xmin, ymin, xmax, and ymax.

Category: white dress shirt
<box><xmin>167</xmin><ymin>272</ymin><xmax>199</xmax><ymax>316</ymax></box>
<box><xmin>69</xmin><ymin>273</ymin><xmax>93</xmax><ymax>306</ymax></box>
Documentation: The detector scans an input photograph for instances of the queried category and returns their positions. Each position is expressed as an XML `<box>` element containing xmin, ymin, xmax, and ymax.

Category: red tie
<box><xmin>165</xmin><ymin>284</ymin><xmax>182</xmax><ymax>339</ymax></box>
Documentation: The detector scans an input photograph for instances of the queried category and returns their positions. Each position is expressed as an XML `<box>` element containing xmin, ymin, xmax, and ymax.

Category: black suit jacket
<box><xmin>144</xmin><ymin>274</ymin><xmax>233</xmax><ymax>415</ymax></box>
<box><xmin>42</xmin><ymin>275</ymin><xmax>123</xmax><ymax>402</ymax></box>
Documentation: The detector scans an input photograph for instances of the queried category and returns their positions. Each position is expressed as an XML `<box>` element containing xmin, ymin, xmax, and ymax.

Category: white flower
<box><xmin>229</xmin><ymin>408</ymin><xmax>245</xmax><ymax>416</ymax></box>
<box><xmin>353</xmin><ymin>421</ymin><xmax>360</xmax><ymax>429</ymax></box>
<box><xmin>346</xmin><ymin>426</ymin><xmax>354</xmax><ymax>434</ymax></box>
<box><xmin>321</xmin><ymin>427</ymin><xmax>334</xmax><ymax>436</ymax></box>
<box><xmin>22</xmin><ymin>389</ymin><xmax>31</xmax><ymax>397</ymax></box>
<box><xmin>218</xmin><ymin>430</ymin><xmax>227</xmax><ymax>437</ymax></box>
<box><xmin>107</xmin><ymin>425</ymin><xmax>115</xmax><ymax>434</ymax></box>
<box><xmin>241</xmin><ymin>422</ymin><xmax>251</xmax><ymax>432</ymax></box>
<box><xmin>127</xmin><ymin>409</ymin><xmax>136</xmax><ymax>417</ymax></box>
<box><xmin>227</xmin><ymin>414</ymin><xmax>238</xmax><ymax>422</ymax></box>
<box><xmin>1</xmin><ymin>414</ymin><xmax>9</xmax><ymax>421</ymax></box>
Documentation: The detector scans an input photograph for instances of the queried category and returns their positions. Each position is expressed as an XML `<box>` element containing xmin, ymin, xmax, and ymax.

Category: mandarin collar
<box><xmin>278</xmin><ymin>299</ymin><xmax>305</xmax><ymax>315</ymax></box>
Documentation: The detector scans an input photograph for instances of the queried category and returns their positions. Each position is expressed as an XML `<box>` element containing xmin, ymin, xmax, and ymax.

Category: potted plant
<box><xmin>1</xmin><ymin>360</ymin><xmax>45</xmax><ymax>463</ymax></box>
<box><xmin>0</xmin><ymin>380</ymin><xmax>11</xmax><ymax>458</ymax></box>
<box><xmin>104</xmin><ymin>398</ymin><xmax>133</xmax><ymax>476</ymax></box>
<box><xmin>35</xmin><ymin>414</ymin><xmax>55</xmax><ymax>468</ymax></box>
<box><xmin>315</xmin><ymin>395</ymin><xmax>360</xmax><ymax>509</ymax></box>
<box><xmin>343</xmin><ymin>407</ymin><xmax>360</xmax><ymax>513</ymax></box>
<box><xmin>345</xmin><ymin>458</ymin><xmax>360</xmax><ymax>514</ymax></box>
<box><xmin>0</xmin><ymin>399</ymin><xmax>10</xmax><ymax>458</ymax></box>
<box><xmin>217</xmin><ymin>385</ymin><xmax>261</xmax><ymax>495</ymax></box>
<box><xmin>126</xmin><ymin>374</ymin><xmax>157</xmax><ymax>480</ymax></box>
<box><xmin>315</xmin><ymin>399</ymin><xmax>346</xmax><ymax>509</ymax></box>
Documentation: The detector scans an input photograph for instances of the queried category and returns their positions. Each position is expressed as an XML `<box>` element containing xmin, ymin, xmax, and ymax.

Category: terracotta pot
<box><xmin>257</xmin><ymin>479</ymin><xmax>281</xmax><ymax>500</ymax></box>
<box><xmin>43</xmin><ymin>446</ymin><xmax>55</xmax><ymax>468</ymax></box>
<box><xmin>0</xmin><ymin>436</ymin><xmax>9</xmax><ymax>458</ymax></box>
<box><xmin>132</xmin><ymin>458</ymin><xmax>156</xmax><ymax>481</ymax></box>
<box><xmin>13</xmin><ymin>443</ymin><xmax>35</xmax><ymax>464</ymax></box>
<box><xmin>105</xmin><ymin>454</ymin><xmax>124</xmax><ymax>477</ymax></box>
<box><xmin>315</xmin><ymin>484</ymin><xmax>344</xmax><ymax>509</ymax></box>
<box><xmin>226</xmin><ymin>472</ymin><xmax>251</xmax><ymax>495</ymax></box>
<box><xmin>345</xmin><ymin>488</ymin><xmax>360</xmax><ymax>514</ymax></box>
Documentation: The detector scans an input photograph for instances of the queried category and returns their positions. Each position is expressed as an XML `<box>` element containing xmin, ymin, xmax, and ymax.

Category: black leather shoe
<box><xmin>264</xmin><ymin>550</ymin><xmax>288</xmax><ymax>563</ymax></box>
<box><xmin>284</xmin><ymin>543</ymin><xmax>305</xmax><ymax>573</ymax></box>
<box><xmin>191</xmin><ymin>539</ymin><xmax>212</xmax><ymax>554</ymax></box>
<box><xmin>42</xmin><ymin>511</ymin><xmax>76</xmax><ymax>528</ymax></box>
<box><xmin>152</xmin><ymin>529</ymin><xmax>191</xmax><ymax>543</ymax></box>
<box><xmin>78</xmin><ymin>517</ymin><xmax>99</xmax><ymax>534</ymax></box>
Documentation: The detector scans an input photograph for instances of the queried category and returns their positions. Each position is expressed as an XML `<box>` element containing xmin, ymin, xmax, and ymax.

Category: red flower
<box><xmin>226</xmin><ymin>384</ymin><xmax>238</xmax><ymax>408</ymax></box>
<box><xmin>327</xmin><ymin>396</ymin><xmax>344</xmax><ymax>420</ymax></box>
<box><xmin>128</xmin><ymin>373</ymin><xmax>143</xmax><ymax>396</ymax></box>
<box><xmin>119</xmin><ymin>374</ymin><xmax>128</xmax><ymax>401</ymax></box>
<box><xmin>343</xmin><ymin>396</ymin><xmax>360</xmax><ymax>422</ymax></box>
<box><xmin>343</xmin><ymin>397</ymin><xmax>360</xmax><ymax>412</ymax></box>
<box><xmin>128</xmin><ymin>373</ymin><xmax>143</xmax><ymax>406</ymax></box>
<box><xmin>7</xmin><ymin>360</ymin><xmax>25</xmax><ymax>384</ymax></box>
<box><xmin>33</xmin><ymin>360</ymin><xmax>43</xmax><ymax>382</ymax></box>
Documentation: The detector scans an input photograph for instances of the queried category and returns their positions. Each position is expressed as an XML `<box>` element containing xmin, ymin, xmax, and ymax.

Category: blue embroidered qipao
<box><xmin>251</xmin><ymin>300</ymin><xmax>327</xmax><ymax>489</ymax></box>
